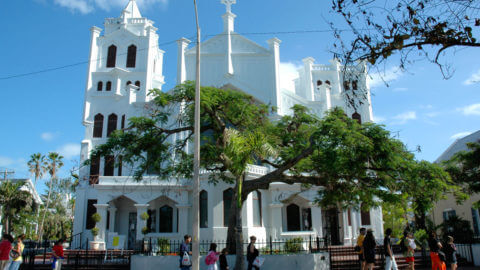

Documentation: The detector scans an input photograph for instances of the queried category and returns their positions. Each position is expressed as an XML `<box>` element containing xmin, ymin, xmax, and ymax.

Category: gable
<box><xmin>185</xmin><ymin>32</ymin><xmax>271</xmax><ymax>55</ymax></box>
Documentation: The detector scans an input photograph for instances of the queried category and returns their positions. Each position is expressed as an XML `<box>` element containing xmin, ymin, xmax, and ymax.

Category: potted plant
<box><xmin>90</xmin><ymin>213</ymin><xmax>102</xmax><ymax>250</ymax></box>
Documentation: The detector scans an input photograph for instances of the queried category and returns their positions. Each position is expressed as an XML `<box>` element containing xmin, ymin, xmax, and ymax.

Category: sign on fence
<box><xmin>107</xmin><ymin>234</ymin><xmax>126</xmax><ymax>250</ymax></box>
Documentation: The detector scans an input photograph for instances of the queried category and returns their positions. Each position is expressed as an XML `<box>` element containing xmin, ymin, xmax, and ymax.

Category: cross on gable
<box><xmin>221</xmin><ymin>0</ymin><xmax>236</xmax><ymax>13</ymax></box>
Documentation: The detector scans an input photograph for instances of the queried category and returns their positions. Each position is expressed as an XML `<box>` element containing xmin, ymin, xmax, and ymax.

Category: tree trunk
<box><xmin>226</xmin><ymin>195</ymin><xmax>237</xmax><ymax>254</ymax></box>
<box><xmin>234</xmin><ymin>192</ymin><xmax>245</xmax><ymax>270</ymax></box>
<box><xmin>414</xmin><ymin>212</ymin><xmax>426</xmax><ymax>230</ymax></box>
<box><xmin>39</xmin><ymin>179</ymin><xmax>54</xmax><ymax>241</ymax></box>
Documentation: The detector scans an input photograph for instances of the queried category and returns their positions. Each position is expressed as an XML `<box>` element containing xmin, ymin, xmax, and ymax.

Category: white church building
<box><xmin>72</xmin><ymin>0</ymin><xmax>384</xmax><ymax>250</ymax></box>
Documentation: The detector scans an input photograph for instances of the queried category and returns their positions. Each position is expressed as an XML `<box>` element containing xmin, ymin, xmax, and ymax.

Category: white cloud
<box><xmin>458</xmin><ymin>103</ymin><xmax>480</xmax><ymax>116</ymax></box>
<box><xmin>56</xmin><ymin>143</ymin><xmax>81</xmax><ymax>159</ymax></box>
<box><xmin>53</xmin><ymin>0</ymin><xmax>168</xmax><ymax>14</ymax></box>
<box><xmin>373</xmin><ymin>115</ymin><xmax>386</xmax><ymax>123</ymax></box>
<box><xmin>41</xmin><ymin>132</ymin><xmax>57</xmax><ymax>141</ymax></box>
<box><xmin>450</xmin><ymin>131</ymin><xmax>472</xmax><ymax>140</ymax></box>
<box><xmin>463</xmin><ymin>69</ymin><xmax>480</xmax><ymax>85</ymax></box>
<box><xmin>425</xmin><ymin>112</ymin><xmax>439</xmax><ymax>118</ymax></box>
<box><xmin>0</xmin><ymin>156</ymin><xmax>15</xmax><ymax>167</ymax></box>
<box><xmin>368</xmin><ymin>66</ymin><xmax>403</xmax><ymax>88</ymax></box>
<box><xmin>279</xmin><ymin>62</ymin><xmax>301</xmax><ymax>92</ymax></box>
<box><xmin>392</xmin><ymin>111</ymin><xmax>416</xmax><ymax>125</ymax></box>
<box><xmin>393</xmin><ymin>87</ymin><xmax>408</xmax><ymax>92</ymax></box>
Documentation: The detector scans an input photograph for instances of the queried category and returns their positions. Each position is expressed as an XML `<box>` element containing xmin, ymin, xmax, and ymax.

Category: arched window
<box><xmin>159</xmin><ymin>205</ymin><xmax>173</xmax><ymax>232</ymax></box>
<box><xmin>135</xmin><ymin>81</ymin><xmax>141</xmax><ymax>88</ymax></box>
<box><xmin>126</xmin><ymin>45</ymin><xmax>137</xmax><ymax>68</ymax></box>
<box><xmin>93</xmin><ymin>113</ymin><xmax>104</xmax><ymax>138</ymax></box>
<box><xmin>252</xmin><ymin>191</ymin><xmax>262</xmax><ymax>227</ymax></box>
<box><xmin>107</xmin><ymin>45</ymin><xmax>117</xmax><ymax>68</ymax></box>
<box><xmin>200</xmin><ymin>190</ymin><xmax>208</xmax><ymax>228</ymax></box>
<box><xmin>147</xmin><ymin>209</ymin><xmax>157</xmax><ymax>233</ymax></box>
<box><xmin>223</xmin><ymin>188</ymin><xmax>233</xmax><ymax>227</ymax></box>
<box><xmin>343</xmin><ymin>81</ymin><xmax>350</xmax><ymax>90</ymax></box>
<box><xmin>126</xmin><ymin>81</ymin><xmax>132</xmax><ymax>86</ymax></box>
<box><xmin>121</xmin><ymin>115</ymin><xmax>126</xmax><ymax>129</ymax></box>
<box><xmin>89</xmin><ymin>155</ymin><xmax>100</xmax><ymax>185</ymax></box>
<box><xmin>287</xmin><ymin>204</ymin><xmax>301</xmax><ymax>231</ymax></box>
<box><xmin>352</xmin><ymin>112</ymin><xmax>362</xmax><ymax>124</ymax></box>
<box><xmin>106</xmin><ymin>81</ymin><xmax>112</xmax><ymax>91</ymax></box>
<box><xmin>104</xmin><ymin>155</ymin><xmax>114</xmax><ymax>176</ymax></box>
<box><xmin>107</xmin><ymin>114</ymin><xmax>118</xmax><ymax>137</ymax></box>
<box><xmin>325</xmin><ymin>80</ymin><xmax>331</xmax><ymax>85</ymax></box>
<box><xmin>352</xmin><ymin>80</ymin><xmax>358</xmax><ymax>90</ymax></box>
<box><xmin>316</xmin><ymin>80</ymin><xmax>322</xmax><ymax>86</ymax></box>
<box><xmin>97</xmin><ymin>81</ymin><xmax>103</xmax><ymax>91</ymax></box>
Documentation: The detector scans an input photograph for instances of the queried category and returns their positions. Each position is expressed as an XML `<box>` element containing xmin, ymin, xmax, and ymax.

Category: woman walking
<box><xmin>403</xmin><ymin>231</ymin><xmax>415</xmax><ymax>270</ymax></box>
<box><xmin>205</xmin><ymin>243</ymin><xmax>219</xmax><ymax>270</ymax></box>
<box><xmin>428</xmin><ymin>231</ymin><xmax>446</xmax><ymax>270</ymax></box>
<box><xmin>363</xmin><ymin>229</ymin><xmax>377</xmax><ymax>270</ymax></box>
<box><xmin>219</xmin><ymin>248</ymin><xmax>229</xmax><ymax>270</ymax></box>
<box><xmin>444</xmin><ymin>236</ymin><xmax>457</xmax><ymax>270</ymax></box>
<box><xmin>247</xmin><ymin>236</ymin><xmax>259</xmax><ymax>270</ymax></box>
<box><xmin>8</xmin><ymin>234</ymin><xmax>25</xmax><ymax>270</ymax></box>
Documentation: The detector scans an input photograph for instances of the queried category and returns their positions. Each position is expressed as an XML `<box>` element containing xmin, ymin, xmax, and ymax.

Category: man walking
<box><xmin>384</xmin><ymin>228</ymin><xmax>398</xmax><ymax>270</ymax></box>
<box><xmin>0</xmin><ymin>234</ymin><xmax>13</xmax><ymax>270</ymax></box>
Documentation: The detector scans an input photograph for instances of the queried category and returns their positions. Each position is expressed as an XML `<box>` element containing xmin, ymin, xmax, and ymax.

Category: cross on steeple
<box><xmin>221</xmin><ymin>0</ymin><xmax>236</xmax><ymax>13</ymax></box>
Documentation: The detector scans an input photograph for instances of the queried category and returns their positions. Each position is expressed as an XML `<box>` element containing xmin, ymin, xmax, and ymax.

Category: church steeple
<box><xmin>221</xmin><ymin>0</ymin><xmax>236</xmax><ymax>33</ymax></box>
<box><xmin>121</xmin><ymin>0</ymin><xmax>142</xmax><ymax>20</ymax></box>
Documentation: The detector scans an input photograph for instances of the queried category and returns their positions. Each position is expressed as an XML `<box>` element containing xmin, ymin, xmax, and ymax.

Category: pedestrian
<box><xmin>0</xmin><ymin>234</ymin><xmax>13</xmax><ymax>270</ymax></box>
<box><xmin>205</xmin><ymin>243</ymin><xmax>219</xmax><ymax>270</ymax></box>
<box><xmin>384</xmin><ymin>228</ymin><xmax>398</xmax><ymax>270</ymax></box>
<box><xmin>8</xmin><ymin>234</ymin><xmax>25</xmax><ymax>270</ymax></box>
<box><xmin>246</xmin><ymin>236</ymin><xmax>259</xmax><ymax>270</ymax></box>
<box><xmin>179</xmin><ymin>234</ymin><xmax>192</xmax><ymax>270</ymax></box>
<box><xmin>444</xmin><ymin>236</ymin><xmax>457</xmax><ymax>270</ymax></box>
<box><xmin>363</xmin><ymin>229</ymin><xmax>376</xmax><ymax>270</ymax></box>
<box><xmin>52</xmin><ymin>239</ymin><xmax>65</xmax><ymax>270</ymax></box>
<box><xmin>356</xmin><ymin>228</ymin><xmax>367</xmax><ymax>270</ymax></box>
<box><xmin>219</xmin><ymin>248</ymin><xmax>229</xmax><ymax>270</ymax></box>
<box><xmin>428</xmin><ymin>231</ymin><xmax>446</xmax><ymax>270</ymax></box>
<box><xmin>403</xmin><ymin>231</ymin><xmax>415</xmax><ymax>270</ymax></box>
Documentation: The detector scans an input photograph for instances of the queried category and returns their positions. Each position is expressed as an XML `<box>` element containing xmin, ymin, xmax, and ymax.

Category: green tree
<box><xmin>330</xmin><ymin>0</ymin><xmax>480</xmax><ymax>77</ymax></box>
<box><xmin>27</xmin><ymin>153</ymin><xmax>46</xmax><ymax>189</ymax></box>
<box><xmin>0</xmin><ymin>181</ymin><xmax>35</xmax><ymax>234</ymax></box>
<box><xmin>90</xmin><ymin>82</ymin><xmax>444</xmax><ymax>269</ymax></box>
<box><xmin>39</xmin><ymin>152</ymin><xmax>64</xmax><ymax>241</ymax></box>
<box><xmin>382</xmin><ymin>200</ymin><xmax>410</xmax><ymax>239</ymax></box>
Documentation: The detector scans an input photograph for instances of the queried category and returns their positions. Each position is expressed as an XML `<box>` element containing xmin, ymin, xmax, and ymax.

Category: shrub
<box><xmin>157</xmin><ymin>238</ymin><xmax>170</xmax><ymax>253</ymax></box>
<box><xmin>140</xmin><ymin>212</ymin><xmax>149</xmax><ymax>221</ymax></box>
<box><xmin>285</xmin><ymin>237</ymin><xmax>303</xmax><ymax>253</ymax></box>
<box><xmin>91</xmin><ymin>213</ymin><xmax>101</xmax><ymax>223</ymax></box>
<box><xmin>141</xmin><ymin>226</ymin><xmax>149</xmax><ymax>235</ymax></box>
<box><xmin>91</xmin><ymin>227</ymin><xmax>99</xmax><ymax>237</ymax></box>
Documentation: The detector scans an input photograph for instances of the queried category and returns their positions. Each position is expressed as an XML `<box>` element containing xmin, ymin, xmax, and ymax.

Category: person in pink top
<box><xmin>0</xmin><ymin>234</ymin><xmax>13</xmax><ymax>270</ymax></box>
<box><xmin>205</xmin><ymin>243</ymin><xmax>219</xmax><ymax>270</ymax></box>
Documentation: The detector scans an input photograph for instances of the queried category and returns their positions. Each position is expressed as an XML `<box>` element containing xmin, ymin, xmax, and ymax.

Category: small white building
<box><xmin>72</xmin><ymin>0</ymin><xmax>383</xmax><ymax>249</ymax></box>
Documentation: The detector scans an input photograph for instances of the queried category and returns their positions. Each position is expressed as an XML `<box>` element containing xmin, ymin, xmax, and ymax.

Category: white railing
<box><xmin>128</xmin><ymin>18</ymin><xmax>147</xmax><ymax>24</ymax></box>
<box><xmin>312</xmin><ymin>65</ymin><xmax>333</xmax><ymax>71</ymax></box>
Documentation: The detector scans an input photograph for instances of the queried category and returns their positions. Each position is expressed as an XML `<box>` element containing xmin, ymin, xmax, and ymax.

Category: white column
<box><xmin>342</xmin><ymin>210</ymin><xmax>349</xmax><ymax>244</ymax></box>
<box><xmin>267</xmin><ymin>37</ymin><xmax>282</xmax><ymax>109</ymax></box>
<box><xmin>269</xmin><ymin>203</ymin><xmax>283</xmax><ymax>239</ymax></box>
<box><xmin>302</xmin><ymin>57</ymin><xmax>315</xmax><ymax>101</ymax></box>
<box><xmin>177</xmin><ymin>204</ymin><xmax>191</xmax><ymax>236</ymax></box>
<box><xmin>94</xmin><ymin>204</ymin><xmax>109</xmax><ymax>241</ymax></box>
<box><xmin>176</xmin><ymin>38</ymin><xmax>191</xmax><ymax>84</ymax></box>
<box><xmin>108</xmin><ymin>207</ymin><xmax>117</xmax><ymax>233</ymax></box>
<box><xmin>222</xmin><ymin>12</ymin><xmax>236</xmax><ymax>76</ymax></box>
<box><xmin>311</xmin><ymin>206</ymin><xmax>323</xmax><ymax>237</ymax></box>
<box><xmin>134</xmin><ymin>204</ymin><xmax>149</xmax><ymax>241</ymax></box>
<box><xmin>351</xmin><ymin>208</ymin><xmax>358</xmax><ymax>243</ymax></box>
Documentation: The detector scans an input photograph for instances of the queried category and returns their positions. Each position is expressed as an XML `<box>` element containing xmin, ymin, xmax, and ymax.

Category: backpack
<box><xmin>205</xmin><ymin>251</ymin><xmax>216</xmax><ymax>265</ymax></box>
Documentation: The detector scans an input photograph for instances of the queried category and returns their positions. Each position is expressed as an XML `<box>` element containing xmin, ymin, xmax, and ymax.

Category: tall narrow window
<box><xmin>252</xmin><ymin>191</ymin><xmax>262</xmax><ymax>227</ymax></box>
<box><xmin>443</xmin><ymin>209</ymin><xmax>456</xmax><ymax>222</ymax></box>
<box><xmin>316</xmin><ymin>80</ymin><xmax>322</xmax><ymax>86</ymax></box>
<box><xmin>97</xmin><ymin>81</ymin><xmax>103</xmax><ymax>91</ymax></box>
<box><xmin>126</xmin><ymin>81</ymin><xmax>132</xmax><ymax>86</ymax></box>
<box><xmin>200</xmin><ymin>190</ymin><xmax>208</xmax><ymax>228</ymax></box>
<box><xmin>223</xmin><ymin>188</ymin><xmax>233</xmax><ymax>226</ymax></box>
<box><xmin>352</xmin><ymin>112</ymin><xmax>362</xmax><ymax>124</ymax></box>
<box><xmin>352</xmin><ymin>80</ymin><xmax>358</xmax><ymax>90</ymax></box>
<box><xmin>117</xmin><ymin>156</ymin><xmax>123</xmax><ymax>176</ymax></box>
<box><xmin>86</xmin><ymin>199</ymin><xmax>98</xmax><ymax>229</ymax></box>
<box><xmin>106</xmin><ymin>81</ymin><xmax>112</xmax><ymax>91</ymax></box>
<box><xmin>93</xmin><ymin>114</ymin><xmax>104</xmax><ymax>138</ymax></box>
<box><xmin>107</xmin><ymin>113</ymin><xmax>118</xmax><ymax>137</ymax></box>
<box><xmin>121</xmin><ymin>115</ymin><xmax>126</xmax><ymax>129</ymax></box>
<box><xmin>126</xmin><ymin>45</ymin><xmax>137</xmax><ymax>68</ymax></box>
<box><xmin>89</xmin><ymin>155</ymin><xmax>100</xmax><ymax>185</ymax></box>
<box><xmin>361</xmin><ymin>204</ymin><xmax>371</xmax><ymax>225</ymax></box>
<box><xmin>159</xmin><ymin>205</ymin><xmax>173</xmax><ymax>233</ymax></box>
<box><xmin>107</xmin><ymin>45</ymin><xmax>117</xmax><ymax>68</ymax></box>
<box><xmin>104</xmin><ymin>155</ymin><xmax>114</xmax><ymax>176</ymax></box>
<box><xmin>287</xmin><ymin>204</ymin><xmax>301</xmax><ymax>231</ymax></box>
<box><xmin>147</xmin><ymin>209</ymin><xmax>157</xmax><ymax>233</ymax></box>
<box><xmin>325</xmin><ymin>80</ymin><xmax>331</xmax><ymax>85</ymax></box>
<box><xmin>343</xmin><ymin>81</ymin><xmax>350</xmax><ymax>90</ymax></box>
<box><xmin>135</xmin><ymin>81</ymin><xmax>141</xmax><ymax>88</ymax></box>
<box><xmin>347</xmin><ymin>208</ymin><xmax>352</xmax><ymax>226</ymax></box>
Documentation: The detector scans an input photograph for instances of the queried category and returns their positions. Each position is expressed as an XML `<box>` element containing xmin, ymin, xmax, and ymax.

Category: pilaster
<box><xmin>176</xmin><ymin>38</ymin><xmax>191</xmax><ymax>84</ymax></box>
<box><xmin>177</xmin><ymin>204</ymin><xmax>191</xmax><ymax>236</ymax></box>
<box><xmin>134</xmin><ymin>204</ymin><xmax>149</xmax><ymax>240</ymax></box>
<box><xmin>108</xmin><ymin>207</ymin><xmax>117</xmax><ymax>232</ymax></box>
<box><xmin>268</xmin><ymin>38</ymin><xmax>282</xmax><ymax>109</ymax></box>
<box><xmin>269</xmin><ymin>203</ymin><xmax>283</xmax><ymax>238</ymax></box>
<box><xmin>302</xmin><ymin>57</ymin><xmax>315</xmax><ymax>101</ymax></box>
<box><xmin>94</xmin><ymin>203</ymin><xmax>109</xmax><ymax>241</ymax></box>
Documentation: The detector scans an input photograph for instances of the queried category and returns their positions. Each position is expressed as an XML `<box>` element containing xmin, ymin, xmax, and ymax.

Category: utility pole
<box><xmin>0</xmin><ymin>168</ymin><xmax>14</xmax><ymax>234</ymax></box>
<box><xmin>192</xmin><ymin>1</ymin><xmax>201</xmax><ymax>270</ymax></box>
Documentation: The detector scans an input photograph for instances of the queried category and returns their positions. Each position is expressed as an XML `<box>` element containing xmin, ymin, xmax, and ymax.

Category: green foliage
<box><xmin>157</xmin><ymin>238</ymin><xmax>170</xmax><ymax>253</ymax></box>
<box><xmin>382</xmin><ymin>201</ymin><xmax>410</xmax><ymax>238</ymax></box>
<box><xmin>0</xmin><ymin>181</ymin><xmax>35</xmax><ymax>234</ymax></box>
<box><xmin>91</xmin><ymin>213</ymin><xmax>101</xmax><ymax>223</ymax></box>
<box><xmin>141</xmin><ymin>226</ymin><xmax>149</xmax><ymax>235</ymax></box>
<box><xmin>414</xmin><ymin>229</ymin><xmax>428</xmax><ymax>247</ymax></box>
<box><xmin>91</xmin><ymin>227</ymin><xmax>99</xmax><ymax>237</ymax></box>
<box><xmin>440</xmin><ymin>216</ymin><xmax>474</xmax><ymax>243</ymax></box>
<box><xmin>284</xmin><ymin>238</ymin><xmax>303</xmax><ymax>253</ymax></box>
<box><xmin>140</xmin><ymin>212</ymin><xmax>149</xmax><ymax>221</ymax></box>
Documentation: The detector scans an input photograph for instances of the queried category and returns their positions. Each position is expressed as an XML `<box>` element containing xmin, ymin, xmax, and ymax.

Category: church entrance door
<box><xmin>324</xmin><ymin>208</ymin><xmax>342</xmax><ymax>245</ymax></box>
<box><xmin>128</xmin><ymin>212</ymin><xmax>137</xmax><ymax>249</ymax></box>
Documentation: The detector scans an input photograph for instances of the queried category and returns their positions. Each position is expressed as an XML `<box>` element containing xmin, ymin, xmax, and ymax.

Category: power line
<box><xmin>0</xmin><ymin>28</ymin><xmax>360</xmax><ymax>81</ymax></box>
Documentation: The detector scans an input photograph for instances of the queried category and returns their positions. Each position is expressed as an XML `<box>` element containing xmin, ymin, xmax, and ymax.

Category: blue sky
<box><xmin>0</xmin><ymin>0</ymin><xmax>479</xmax><ymax>194</ymax></box>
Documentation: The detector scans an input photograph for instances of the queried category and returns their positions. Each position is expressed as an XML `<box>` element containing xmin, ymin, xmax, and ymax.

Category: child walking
<box><xmin>219</xmin><ymin>248</ymin><xmax>229</xmax><ymax>270</ymax></box>
<box><xmin>205</xmin><ymin>243</ymin><xmax>219</xmax><ymax>270</ymax></box>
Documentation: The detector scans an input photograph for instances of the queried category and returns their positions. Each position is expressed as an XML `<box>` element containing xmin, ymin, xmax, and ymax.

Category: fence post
<box><xmin>269</xmin><ymin>236</ymin><xmax>273</xmax><ymax>255</ymax></box>
<box><xmin>316</xmin><ymin>236</ymin><xmax>320</xmax><ymax>250</ymax></box>
<box><xmin>309</xmin><ymin>235</ymin><xmax>312</xmax><ymax>253</ymax></box>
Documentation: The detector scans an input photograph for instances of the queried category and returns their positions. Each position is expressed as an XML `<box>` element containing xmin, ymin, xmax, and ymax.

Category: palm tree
<box><xmin>38</xmin><ymin>152</ymin><xmax>64</xmax><ymax>241</ymax></box>
<box><xmin>27</xmin><ymin>153</ymin><xmax>46</xmax><ymax>189</ymax></box>
<box><xmin>0</xmin><ymin>181</ymin><xmax>34</xmax><ymax>234</ymax></box>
